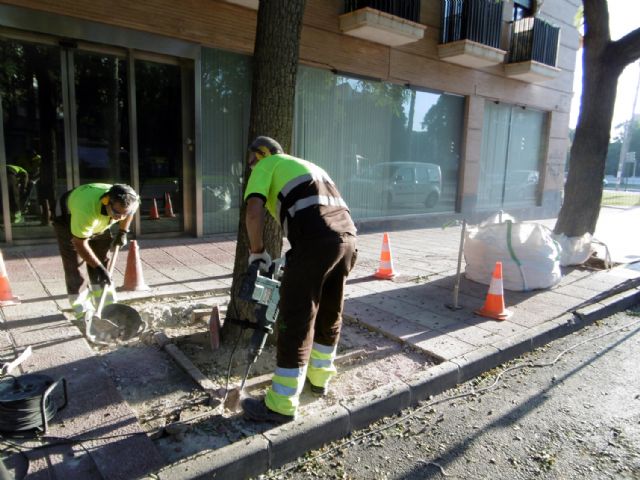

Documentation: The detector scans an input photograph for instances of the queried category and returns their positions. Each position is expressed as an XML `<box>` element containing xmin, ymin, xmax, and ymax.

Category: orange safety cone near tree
<box><xmin>149</xmin><ymin>198</ymin><xmax>160</xmax><ymax>220</ymax></box>
<box><xmin>122</xmin><ymin>240</ymin><xmax>150</xmax><ymax>291</ymax></box>
<box><xmin>475</xmin><ymin>261</ymin><xmax>512</xmax><ymax>321</ymax></box>
<box><xmin>164</xmin><ymin>192</ymin><xmax>176</xmax><ymax>218</ymax></box>
<box><xmin>374</xmin><ymin>232</ymin><xmax>397</xmax><ymax>279</ymax></box>
<box><xmin>0</xmin><ymin>250</ymin><xmax>20</xmax><ymax>306</ymax></box>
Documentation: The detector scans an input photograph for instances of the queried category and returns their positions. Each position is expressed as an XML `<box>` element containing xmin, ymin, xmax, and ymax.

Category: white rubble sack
<box><xmin>464</xmin><ymin>220</ymin><xmax>562</xmax><ymax>291</ymax></box>
<box><xmin>550</xmin><ymin>232</ymin><xmax>593</xmax><ymax>266</ymax></box>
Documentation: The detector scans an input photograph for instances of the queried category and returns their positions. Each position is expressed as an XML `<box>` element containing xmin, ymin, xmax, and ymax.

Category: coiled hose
<box><xmin>0</xmin><ymin>374</ymin><xmax>66</xmax><ymax>434</ymax></box>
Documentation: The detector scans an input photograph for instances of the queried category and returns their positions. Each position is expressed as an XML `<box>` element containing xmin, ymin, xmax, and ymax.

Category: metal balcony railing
<box><xmin>440</xmin><ymin>0</ymin><xmax>504</xmax><ymax>49</ymax></box>
<box><xmin>344</xmin><ymin>0</ymin><xmax>421</xmax><ymax>23</ymax></box>
<box><xmin>508</xmin><ymin>17</ymin><xmax>560</xmax><ymax>67</ymax></box>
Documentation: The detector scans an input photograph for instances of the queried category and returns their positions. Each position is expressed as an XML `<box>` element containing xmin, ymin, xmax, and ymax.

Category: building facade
<box><xmin>0</xmin><ymin>0</ymin><xmax>579</xmax><ymax>243</ymax></box>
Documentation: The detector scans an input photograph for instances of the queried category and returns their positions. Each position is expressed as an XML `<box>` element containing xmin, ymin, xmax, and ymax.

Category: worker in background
<box><xmin>6</xmin><ymin>164</ymin><xmax>29</xmax><ymax>224</ymax></box>
<box><xmin>241</xmin><ymin>136</ymin><xmax>358</xmax><ymax>424</ymax></box>
<box><xmin>52</xmin><ymin>183</ymin><xmax>139</xmax><ymax>321</ymax></box>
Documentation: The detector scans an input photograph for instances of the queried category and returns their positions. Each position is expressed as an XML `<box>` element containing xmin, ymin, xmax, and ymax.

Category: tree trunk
<box><xmin>554</xmin><ymin>0</ymin><xmax>640</xmax><ymax>237</ymax></box>
<box><xmin>223</xmin><ymin>0</ymin><xmax>307</xmax><ymax>341</ymax></box>
<box><xmin>555</xmin><ymin>45</ymin><xmax>620</xmax><ymax>236</ymax></box>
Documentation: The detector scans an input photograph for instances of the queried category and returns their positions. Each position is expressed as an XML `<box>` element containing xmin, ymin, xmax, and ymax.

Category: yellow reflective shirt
<box><xmin>67</xmin><ymin>183</ymin><xmax>115</xmax><ymax>238</ymax></box>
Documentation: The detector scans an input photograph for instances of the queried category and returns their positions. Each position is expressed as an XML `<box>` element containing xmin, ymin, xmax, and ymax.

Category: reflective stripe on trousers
<box><xmin>307</xmin><ymin>342</ymin><xmax>337</xmax><ymax>388</ymax></box>
<box><xmin>265</xmin><ymin>365</ymin><xmax>308</xmax><ymax>416</ymax></box>
<box><xmin>69</xmin><ymin>289</ymin><xmax>94</xmax><ymax>320</ymax></box>
<box><xmin>70</xmin><ymin>284</ymin><xmax>116</xmax><ymax>320</ymax></box>
<box><xmin>90</xmin><ymin>284</ymin><xmax>116</xmax><ymax>309</ymax></box>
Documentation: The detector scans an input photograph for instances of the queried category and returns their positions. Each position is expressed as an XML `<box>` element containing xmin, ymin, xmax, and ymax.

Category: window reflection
<box><xmin>199</xmin><ymin>57</ymin><xmax>464</xmax><ymax>232</ymax></box>
<box><xmin>478</xmin><ymin>102</ymin><xmax>544</xmax><ymax>209</ymax></box>
<box><xmin>75</xmin><ymin>52</ymin><xmax>130</xmax><ymax>185</ymax></box>
<box><xmin>136</xmin><ymin>60</ymin><xmax>182</xmax><ymax>233</ymax></box>
<box><xmin>294</xmin><ymin>67</ymin><xmax>463</xmax><ymax>219</ymax></box>
<box><xmin>201</xmin><ymin>48</ymin><xmax>251</xmax><ymax>234</ymax></box>
<box><xmin>0</xmin><ymin>39</ymin><xmax>66</xmax><ymax>240</ymax></box>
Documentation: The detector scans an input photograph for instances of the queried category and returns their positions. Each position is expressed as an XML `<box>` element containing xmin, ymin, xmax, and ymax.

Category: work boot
<box><xmin>241</xmin><ymin>396</ymin><xmax>294</xmax><ymax>424</ymax></box>
<box><xmin>307</xmin><ymin>379</ymin><xmax>328</xmax><ymax>397</ymax></box>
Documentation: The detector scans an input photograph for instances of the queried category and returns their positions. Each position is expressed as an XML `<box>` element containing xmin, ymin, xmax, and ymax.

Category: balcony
<box><xmin>438</xmin><ymin>0</ymin><xmax>507</xmax><ymax>69</ymax></box>
<box><xmin>339</xmin><ymin>0</ymin><xmax>425</xmax><ymax>47</ymax></box>
<box><xmin>505</xmin><ymin>17</ymin><xmax>561</xmax><ymax>82</ymax></box>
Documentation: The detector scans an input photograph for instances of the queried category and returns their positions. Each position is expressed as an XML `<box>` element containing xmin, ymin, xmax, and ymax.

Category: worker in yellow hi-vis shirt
<box><xmin>52</xmin><ymin>183</ymin><xmax>139</xmax><ymax>321</ymax></box>
<box><xmin>241</xmin><ymin>136</ymin><xmax>358</xmax><ymax>424</ymax></box>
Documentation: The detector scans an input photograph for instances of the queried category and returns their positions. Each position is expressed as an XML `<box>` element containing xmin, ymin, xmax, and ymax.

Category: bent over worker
<box><xmin>241</xmin><ymin>136</ymin><xmax>357</xmax><ymax>423</ymax></box>
<box><xmin>6</xmin><ymin>164</ymin><xmax>29</xmax><ymax>223</ymax></box>
<box><xmin>53</xmin><ymin>183</ymin><xmax>139</xmax><ymax>320</ymax></box>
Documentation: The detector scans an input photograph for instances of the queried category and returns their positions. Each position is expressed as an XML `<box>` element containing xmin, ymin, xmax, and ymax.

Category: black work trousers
<box><xmin>276</xmin><ymin>234</ymin><xmax>357</xmax><ymax>368</ymax></box>
<box><xmin>53</xmin><ymin>221</ymin><xmax>113</xmax><ymax>295</ymax></box>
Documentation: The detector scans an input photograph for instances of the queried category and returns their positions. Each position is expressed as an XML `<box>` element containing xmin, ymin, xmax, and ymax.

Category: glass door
<box><xmin>1</xmin><ymin>33</ymin><xmax>193</xmax><ymax>242</ymax></box>
<box><xmin>478</xmin><ymin>102</ymin><xmax>545</xmax><ymax>209</ymax></box>
<box><xmin>135</xmin><ymin>59</ymin><xmax>184</xmax><ymax>234</ymax></box>
<box><xmin>73</xmin><ymin>50</ymin><xmax>130</xmax><ymax>186</ymax></box>
<box><xmin>0</xmin><ymin>37</ymin><xmax>68</xmax><ymax>241</ymax></box>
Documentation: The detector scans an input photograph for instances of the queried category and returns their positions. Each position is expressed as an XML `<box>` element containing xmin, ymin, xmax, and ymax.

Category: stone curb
<box><xmin>156</xmin><ymin>435</ymin><xmax>270</xmax><ymax>480</ymax></box>
<box><xmin>574</xmin><ymin>287</ymin><xmax>640</xmax><ymax>323</ymax></box>
<box><xmin>403</xmin><ymin>360</ymin><xmax>460</xmax><ymax>406</ymax></box>
<box><xmin>451</xmin><ymin>345</ymin><xmax>500</xmax><ymax>382</ymax></box>
<box><xmin>153</xmin><ymin>285</ymin><xmax>640</xmax><ymax>480</ymax></box>
<box><xmin>341</xmin><ymin>381</ymin><xmax>411</xmax><ymax>432</ymax></box>
<box><xmin>264</xmin><ymin>403</ymin><xmax>351</xmax><ymax>469</ymax></box>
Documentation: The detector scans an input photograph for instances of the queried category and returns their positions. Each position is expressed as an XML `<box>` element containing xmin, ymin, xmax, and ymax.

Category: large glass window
<box><xmin>199</xmin><ymin>59</ymin><xmax>463</xmax><ymax>233</ymax></box>
<box><xmin>0</xmin><ymin>38</ymin><xmax>67</xmax><ymax>241</ymax></box>
<box><xmin>201</xmin><ymin>48</ymin><xmax>251</xmax><ymax>235</ymax></box>
<box><xmin>294</xmin><ymin>67</ymin><xmax>464</xmax><ymax>219</ymax></box>
<box><xmin>478</xmin><ymin>102</ymin><xmax>546</xmax><ymax>210</ymax></box>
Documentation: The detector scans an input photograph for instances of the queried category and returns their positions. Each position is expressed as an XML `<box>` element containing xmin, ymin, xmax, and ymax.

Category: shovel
<box><xmin>86</xmin><ymin>245</ymin><xmax>144</xmax><ymax>346</ymax></box>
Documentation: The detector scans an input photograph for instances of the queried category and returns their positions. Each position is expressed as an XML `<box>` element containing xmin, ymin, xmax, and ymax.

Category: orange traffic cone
<box><xmin>374</xmin><ymin>232</ymin><xmax>397</xmax><ymax>279</ymax></box>
<box><xmin>164</xmin><ymin>192</ymin><xmax>176</xmax><ymax>218</ymax></box>
<box><xmin>0</xmin><ymin>250</ymin><xmax>20</xmax><ymax>306</ymax></box>
<box><xmin>475</xmin><ymin>261</ymin><xmax>512</xmax><ymax>321</ymax></box>
<box><xmin>122</xmin><ymin>240</ymin><xmax>150</xmax><ymax>291</ymax></box>
<box><xmin>149</xmin><ymin>198</ymin><xmax>160</xmax><ymax>220</ymax></box>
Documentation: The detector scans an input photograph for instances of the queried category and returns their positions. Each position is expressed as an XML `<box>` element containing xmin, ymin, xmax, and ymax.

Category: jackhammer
<box><xmin>224</xmin><ymin>258</ymin><xmax>284</xmax><ymax>410</ymax></box>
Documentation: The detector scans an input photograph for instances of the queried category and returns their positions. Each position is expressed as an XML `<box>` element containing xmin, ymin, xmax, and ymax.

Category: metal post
<box><xmin>446</xmin><ymin>219</ymin><xmax>466</xmax><ymax>310</ymax></box>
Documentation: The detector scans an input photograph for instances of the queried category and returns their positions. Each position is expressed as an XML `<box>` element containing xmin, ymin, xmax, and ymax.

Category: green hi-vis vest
<box><xmin>244</xmin><ymin>154</ymin><xmax>355</xmax><ymax>241</ymax></box>
<box><xmin>67</xmin><ymin>183</ymin><xmax>115</xmax><ymax>239</ymax></box>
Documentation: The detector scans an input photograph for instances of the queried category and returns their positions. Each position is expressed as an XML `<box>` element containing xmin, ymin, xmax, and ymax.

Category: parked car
<box><xmin>347</xmin><ymin>161</ymin><xmax>442</xmax><ymax>209</ymax></box>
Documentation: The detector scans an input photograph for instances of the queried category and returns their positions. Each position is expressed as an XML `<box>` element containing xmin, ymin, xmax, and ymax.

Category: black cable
<box><xmin>0</xmin><ymin>376</ymin><xmax>58</xmax><ymax>433</ymax></box>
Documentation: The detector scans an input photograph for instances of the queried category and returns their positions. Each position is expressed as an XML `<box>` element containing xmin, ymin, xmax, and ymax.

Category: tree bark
<box><xmin>555</xmin><ymin>0</ymin><xmax>640</xmax><ymax>236</ymax></box>
<box><xmin>223</xmin><ymin>0</ymin><xmax>307</xmax><ymax>341</ymax></box>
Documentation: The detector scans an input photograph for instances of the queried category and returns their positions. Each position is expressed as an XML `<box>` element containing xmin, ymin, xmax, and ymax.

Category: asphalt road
<box><xmin>263</xmin><ymin>305</ymin><xmax>640</xmax><ymax>480</ymax></box>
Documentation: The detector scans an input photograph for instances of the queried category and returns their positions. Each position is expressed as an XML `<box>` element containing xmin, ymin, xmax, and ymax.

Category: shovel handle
<box><xmin>95</xmin><ymin>245</ymin><xmax>120</xmax><ymax>318</ymax></box>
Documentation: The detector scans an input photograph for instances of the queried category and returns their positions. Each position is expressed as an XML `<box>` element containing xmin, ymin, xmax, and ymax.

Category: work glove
<box><xmin>111</xmin><ymin>229</ymin><xmax>128</xmax><ymax>249</ymax></box>
<box><xmin>248</xmin><ymin>250</ymin><xmax>272</xmax><ymax>273</ymax></box>
<box><xmin>94</xmin><ymin>263</ymin><xmax>112</xmax><ymax>286</ymax></box>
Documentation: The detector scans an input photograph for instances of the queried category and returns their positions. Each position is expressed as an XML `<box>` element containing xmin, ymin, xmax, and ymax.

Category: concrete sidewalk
<box><xmin>1</xmin><ymin>220</ymin><xmax>640</xmax><ymax>479</ymax></box>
